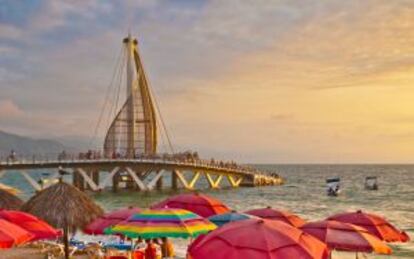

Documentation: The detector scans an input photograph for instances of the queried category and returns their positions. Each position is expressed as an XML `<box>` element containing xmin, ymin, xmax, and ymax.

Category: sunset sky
<box><xmin>1</xmin><ymin>0</ymin><xmax>413</xmax><ymax>163</ymax></box>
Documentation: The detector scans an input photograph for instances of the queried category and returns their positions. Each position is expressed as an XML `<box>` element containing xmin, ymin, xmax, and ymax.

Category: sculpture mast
<box><xmin>125</xmin><ymin>34</ymin><xmax>136</xmax><ymax>158</ymax></box>
<box><xmin>103</xmin><ymin>35</ymin><xmax>157</xmax><ymax>158</ymax></box>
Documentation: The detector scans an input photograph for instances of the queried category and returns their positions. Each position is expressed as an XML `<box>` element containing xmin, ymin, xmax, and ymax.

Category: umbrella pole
<box><xmin>63</xmin><ymin>225</ymin><xmax>69</xmax><ymax>259</ymax></box>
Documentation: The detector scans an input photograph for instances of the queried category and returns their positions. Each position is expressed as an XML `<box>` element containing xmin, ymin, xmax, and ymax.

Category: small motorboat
<box><xmin>326</xmin><ymin>177</ymin><xmax>341</xmax><ymax>196</ymax></box>
<box><xmin>365</xmin><ymin>176</ymin><xmax>378</xmax><ymax>190</ymax></box>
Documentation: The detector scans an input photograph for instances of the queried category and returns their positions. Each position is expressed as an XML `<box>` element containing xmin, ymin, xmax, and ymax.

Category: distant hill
<box><xmin>0</xmin><ymin>130</ymin><xmax>67</xmax><ymax>158</ymax></box>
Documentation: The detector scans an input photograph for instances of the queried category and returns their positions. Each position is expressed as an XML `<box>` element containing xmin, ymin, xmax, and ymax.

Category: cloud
<box><xmin>0</xmin><ymin>24</ymin><xmax>23</xmax><ymax>40</ymax></box>
<box><xmin>0</xmin><ymin>99</ymin><xmax>24</xmax><ymax>118</ymax></box>
<box><xmin>270</xmin><ymin>114</ymin><xmax>294</xmax><ymax>121</ymax></box>
<box><xmin>0</xmin><ymin>0</ymin><xmax>414</xmax><ymax>162</ymax></box>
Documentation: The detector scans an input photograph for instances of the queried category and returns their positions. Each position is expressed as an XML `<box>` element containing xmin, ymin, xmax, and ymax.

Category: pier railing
<box><xmin>0</xmin><ymin>153</ymin><xmax>279</xmax><ymax>178</ymax></box>
<box><xmin>0</xmin><ymin>153</ymin><xmax>283</xmax><ymax>192</ymax></box>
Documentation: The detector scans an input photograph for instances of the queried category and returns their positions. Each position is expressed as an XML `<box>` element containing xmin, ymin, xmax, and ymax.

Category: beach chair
<box><xmin>37</xmin><ymin>241</ymin><xmax>65</xmax><ymax>257</ymax></box>
<box><xmin>105</xmin><ymin>247</ymin><xmax>128</xmax><ymax>259</ymax></box>
<box><xmin>82</xmin><ymin>243</ymin><xmax>105</xmax><ymax>259</ymax></box>
<box><xmin>37</xmin><ymin>240</ymin><xmax>79</xmax><ymax>258</ymax></box>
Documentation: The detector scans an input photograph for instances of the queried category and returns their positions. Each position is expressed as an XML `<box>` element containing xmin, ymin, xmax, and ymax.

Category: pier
<box><xmin>0</xmin><ymin>35</ymin><xmax>283</xmax><ymax>193</ymax></box>
<box><xmin>0</xmin><ymin>156</ymin><xmax>283</xmax><ymax>192</ymax></box>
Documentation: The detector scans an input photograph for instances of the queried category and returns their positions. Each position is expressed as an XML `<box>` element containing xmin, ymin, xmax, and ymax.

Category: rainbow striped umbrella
<box><xmin>105</xmin><ymin>208</ymin><xmax>217</xmax><ymax>239</ymax></box>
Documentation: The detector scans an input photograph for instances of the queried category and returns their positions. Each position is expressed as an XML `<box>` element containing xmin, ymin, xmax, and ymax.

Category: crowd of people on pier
<box><xmin>3</xmin><ymin>149</ymin><xmax>279</xmax><ymax>177</ymax></box>
<box><xmin>83</xmin><ymin>149</ymin><xmax>278</xmax><ymax>176</ymax></box>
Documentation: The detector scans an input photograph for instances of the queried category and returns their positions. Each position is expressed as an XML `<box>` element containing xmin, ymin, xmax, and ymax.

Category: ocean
<box><xmin>2</xmin><ymin>164</ymin><xmax>414</xmax><ymax>258</ymax></box>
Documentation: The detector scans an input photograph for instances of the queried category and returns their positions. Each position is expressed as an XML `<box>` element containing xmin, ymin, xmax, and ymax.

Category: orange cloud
<box><xmin>0</xmin><ymin>100</ymin><xmax>24</xmax><ymax>118</ymax></box>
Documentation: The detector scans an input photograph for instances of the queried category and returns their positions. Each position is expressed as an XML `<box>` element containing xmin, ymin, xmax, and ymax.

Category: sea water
<box><xmin>3</xmin><ymin>164</ymin><xmax>414</xmax><ymax>258</ymax></box>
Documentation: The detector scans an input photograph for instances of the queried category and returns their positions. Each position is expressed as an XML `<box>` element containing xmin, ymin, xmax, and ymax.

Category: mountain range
<box><xmin>0</xmin><ymin>130</ymin><xmax>68</xmax><ymax>158</ymax></box>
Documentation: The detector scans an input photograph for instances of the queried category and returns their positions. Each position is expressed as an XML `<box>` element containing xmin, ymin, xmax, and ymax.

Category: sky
<box><xmin>0</xmin><ymin>0</ymin><xmax>413</xmax><ymax>163</ymax></box>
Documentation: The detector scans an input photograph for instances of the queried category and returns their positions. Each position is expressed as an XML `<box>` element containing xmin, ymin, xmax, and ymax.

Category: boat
<box><xmin>365</xmin><ymin>176</ymin><xmax>378</xmax><ymax>190</ymax></box>
<box><xmin>326</xmin><ymin>177</ymin><xmax>340</xmax><ymax>196</ymax></box>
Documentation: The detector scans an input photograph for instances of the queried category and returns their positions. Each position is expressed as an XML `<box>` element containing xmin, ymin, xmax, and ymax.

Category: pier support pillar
<box><xmin>125</xmin><ymin>167</ymin><xmax>147</xmax><ymax>191</ymax></box>
<box><xmin>174</xmin><ymin>170</ymin><xmax>193</xmax><ymax>190</ymax></box>
<box><xmin>73</xmin><ymin>170</ymin><xmax>80</xmax><ymax>189</ymax></box>
<box><xmin>92</xmin><ymin>170</ymin><xmax>100</xmax><ymax>188</ymax></box>
<box><xmin>239</xmin><ymin>175</ymin><xmax>255</xmax><ymax>187</ymax></box>
<box><xmin>188</xmin><ymin>172</ymin><xmax>200</xmax><ymax>189</ymax></box>
<box><xmin>172</xmin><ymin>170</ymin><xmax>178</xmax><ymax>190</ymax></box>
<box><xmin>99</xmin><ymin>167</ymin><xmax>119</xmax><ymax>191</ymax></box>
<box><xmin>227</xmin><ymin>175</ymin><xmax>243</xmax><ymax>188</ymax></box>
<box><xmin>85</xmin><ymin>170</ymin><xmax>92</xmax><ymax>191</ymax></box>
<box><xmin>77</xmin><ymin>168</ymin><xmax>99</xmax><ymax>192</ymax></box>
<box><xmin>112</xmin><ymin>171</ymin><xmax>119</xmax><ymax>193</ymax></box>
<box><xmin>146</xmin><ymin>170</ymin><xmax>165</xmax><ymax>191</ymax></box>
<box><xmin>205</xmin><ymin>173</ymin><xmax>223</xmax><ymax>189</ymax></box>
<box><xmin>76</xmin><ymin>169</ymin><xmax>85</xmax><ymax>191</ymax></box>
<box><xmin>156</xmin><ymin>174</ymin><xmax>163</xmax><ymax>190</ymax></box>
<box><xmin>20</xmin><ymin>171</ymin><xmax>42</xmax><ymax>192</ymax></box>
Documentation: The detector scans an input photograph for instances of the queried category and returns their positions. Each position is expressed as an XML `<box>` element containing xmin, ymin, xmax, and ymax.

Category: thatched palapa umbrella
<box><xmin>0</xmin><ymin>188</ymin><xmax>23</xmax><ymax>210</ymax></box>
<box><xmin>22</xmin><ymin>180</ymin><xmax>103</xmax><ymax>259</ymax></box>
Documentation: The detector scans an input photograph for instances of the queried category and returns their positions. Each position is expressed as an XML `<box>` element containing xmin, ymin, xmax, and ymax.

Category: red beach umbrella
<box><xmin>245</xmin><ymin>206</ymin><xmax>306</xmax><ymax>227</ymax></box>
<box><xmin>0</xmin><ymin>210</ymin><xmax>61</xmax><ymax>241</ymax></box>
<box><xmin>0</xmin><ymin>219</ymin><xmax>34</xmax><ymax>248</ymax></box>
<box><xmin>301</xmin><ymin>220</ymin><xmax>392</xmax><ymax>255</ymax></box>
<box><xmin>151</xmin><ymin>193</ymin><xmax>230</xmax><ymax>217</ymax></box>
<box><xmin>188</xmin><ymin>218</ymin><xmax>329</xmax><ymax>259</ymax></box>
<box><xmin>327</xmin><ymin>210</ymin><xmax>410</xmax><ymax>242</ymax></box>
<box><xmin>84</xmin><ymin>206</ymin><xmax>141</xmax><ymax>235</ymax></box>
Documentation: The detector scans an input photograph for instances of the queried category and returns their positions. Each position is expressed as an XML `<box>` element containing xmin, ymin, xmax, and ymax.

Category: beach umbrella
<box><xmin>208</xmin><ymin>210</ymin><xmax>255</xmax><ymax>227</ymax></box>
<box><xmin>245</xmin><ymin>206</ymin><xmax>306</xmax><ymax>227</ymax></box>
<box><xmin>301</xmin><ymin>220</ymin><xmax>392</xmax><ymax>255</ymax></box>
<box><xmin>327</xmin><ymin>210</ymin><xmax>410</xmax><ymax>242</ymax></box>
<box><xmin>0</xmin><ymin>210</ymin><xmax>61</xmax><ymax>240</ymax></box>
<box><xmin>0</xmin><ymin>219</ymin><xmax>33</xmax><ymax>248</ymax></box>
<box><xmin>106</xmin><ymin>208</ymin><xmax>217</xmax><ymax>239</ymax></box>
<box><xmin>151</xmin><ymin>193</ymin><xmax>230</xmax><ymax>217</ymax></box>
<box><xmin>188</xmin><ymin>218</ymin><xmax>329</xmax><ymax>259</ymax></box>
<box><xmin>84</xmin><ymin>206</ymin><xmax>141</xmax><ymax>235</ymax></box>
<box><xmin>0</xmin><ymin>188</ymin><xmax>23</xmax><ymax>210</ymax></box>
<box><xmin>22</xmin><ymin>180</ymin><xmax>104</xmax><ymax>259</ymax></box>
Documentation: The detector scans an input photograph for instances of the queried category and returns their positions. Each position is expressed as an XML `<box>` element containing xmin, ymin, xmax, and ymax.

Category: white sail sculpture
<box><xmin>104</xmin><ymin>35</ymin><xmax>157</xmax><ymax>158</ymax></box>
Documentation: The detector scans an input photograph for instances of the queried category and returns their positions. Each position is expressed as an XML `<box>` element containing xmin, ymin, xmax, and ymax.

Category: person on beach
<box><xmin>132</xmin><ymin>237</ymin><xmax>146</xmax><ymax>259</ymax></box>
<box><xmin>145</xmin><ymin>239</ymin><xmax>161</xmax><ymax>259</ymax></box>
<box><xmin>152</xmin><ymin>238</ymin><xmax>162</xmax><ymax>259</ymax></box>
<box><xmin>134</xmin><ymin>237</ymin><xmax>146</xmax><ymax>250</ymax></box>
<box><xmin>160</xmin><ymin>237</ymin><xmax>175</xmax><ymax>258</ymax></box>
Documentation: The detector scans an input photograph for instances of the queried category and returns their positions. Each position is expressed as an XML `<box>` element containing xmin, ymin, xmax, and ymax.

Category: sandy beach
<box><xmin>1</xmin><ymin>248</ymin><xmax>90</xmax><ymax>259</ymax></box>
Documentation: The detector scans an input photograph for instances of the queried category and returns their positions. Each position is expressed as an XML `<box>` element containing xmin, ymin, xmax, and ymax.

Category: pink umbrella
<box><xmin>301</xmin><ymin>220</ymin><xmax>392</xmax><ymax>255</ymax></box>
<box><xmin>0</xmin><ymin>210</ymin><xmax>61</xmax><ymax>241</ymax></box>
<box><xmin>245</xmin><ymin>206</ymin><xmax>306</xmax><ymax>227</ymax></box>
<box><xmin>0</xmin><ymin>219</ymin><xmax>34</xmax><ymax>248</ymax></box>
<box><xmin>327</xmin><ymin>210</ymin><xmax>410</xmax><ymax>242</ymax></box>
<box><xmin>151</xmin><ymin>193</ymin><xmax>230</xmax><ymax>217</ymax></box>
<box><xmin>84</xmin><ymin>207</ymin><xmax>141</xmax><ymax>235</ymax></box>
<box><xmin>188</xmin><ymin>218</ymin><xmax>329</xmax><ymax>259</ymax></box>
